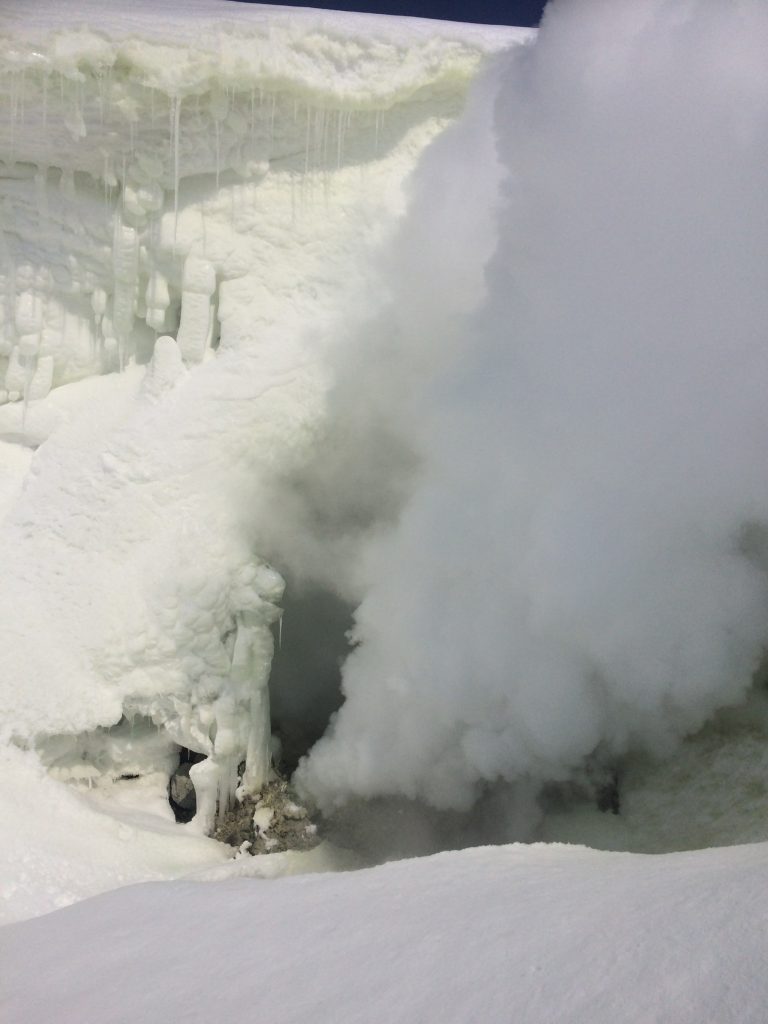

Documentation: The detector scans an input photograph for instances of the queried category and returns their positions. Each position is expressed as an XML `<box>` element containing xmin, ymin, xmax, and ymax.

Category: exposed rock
<box><xmin>169</xmin><ymin>762</ymin><xmax>196</xmax><ymax>812</ymax></box>
<box><xmin>214</xmin><ymin>767</ymin><xmax>320</xmax><ymax>854</ymax></box>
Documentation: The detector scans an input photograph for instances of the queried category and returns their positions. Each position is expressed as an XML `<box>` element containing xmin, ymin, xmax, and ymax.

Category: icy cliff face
<box><xmin>0</xmin><ymin>0</ymin><xmax>528</xmax><ymax>835</ymax></box>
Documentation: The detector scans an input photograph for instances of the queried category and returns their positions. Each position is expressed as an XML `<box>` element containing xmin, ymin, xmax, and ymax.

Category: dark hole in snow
<box><xmin>268</xmin><ymin>578</ymin><xmax>354</xmax><ymax>772</ymax></box>
<box><xmin>169</xmin><ymin>748</ymin><xmax>206</xmax><ymax>823</ymax></box>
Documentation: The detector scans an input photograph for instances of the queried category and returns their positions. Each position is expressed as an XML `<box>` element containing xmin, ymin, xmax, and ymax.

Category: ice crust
<box><xmin>0</xmin><ymin>0</ymin><xmax>529</xmax><ymax>851</ymax></box>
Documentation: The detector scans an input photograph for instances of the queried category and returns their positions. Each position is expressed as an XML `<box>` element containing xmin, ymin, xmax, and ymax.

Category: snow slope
<box><xmin>4</xmin><ymin>840</ymin><xmax>768</xmax><ymax>1024</ymax></box>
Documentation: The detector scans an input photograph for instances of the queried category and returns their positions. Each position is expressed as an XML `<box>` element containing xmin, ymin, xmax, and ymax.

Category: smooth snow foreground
<box><xmin>4</xmin><ymin>842</ymin><xmax>768</xmax><ymax>1024</ymax></box>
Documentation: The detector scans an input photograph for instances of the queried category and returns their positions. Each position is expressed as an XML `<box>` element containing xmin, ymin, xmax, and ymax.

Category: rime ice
<box><xmin>0</xmin><ymin>0</ymin><xmax>527</xmax><ymax>871</ymax></box>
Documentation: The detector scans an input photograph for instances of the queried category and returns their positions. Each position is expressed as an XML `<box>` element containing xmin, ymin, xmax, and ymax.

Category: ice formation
<box><xmin>0</xmin><ymin>0</ymin><xmax>529</xmax><ymax>849</ymax></box>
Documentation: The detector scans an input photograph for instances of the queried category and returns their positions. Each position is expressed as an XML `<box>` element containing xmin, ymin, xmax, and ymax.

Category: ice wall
<box><xmin>0</xmin><ymin>0</ymin><xmax>530</xmax><ymax>828</ymax></box>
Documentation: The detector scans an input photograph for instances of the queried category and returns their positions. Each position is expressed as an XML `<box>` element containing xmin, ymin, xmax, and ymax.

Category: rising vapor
<box><xmin>298</xmin><ymin>0</ymin><xmax>768</xmax><ymax>812</ymax></box>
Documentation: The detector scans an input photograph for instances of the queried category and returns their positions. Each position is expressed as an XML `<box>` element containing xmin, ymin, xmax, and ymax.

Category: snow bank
<box><xmin>4</xmin><ymin>839</ymin><xmax>768</xmax><ymax>1024</ymax></box>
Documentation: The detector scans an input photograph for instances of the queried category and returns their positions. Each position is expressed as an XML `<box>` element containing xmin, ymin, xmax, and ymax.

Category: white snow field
<box><xmin>4</xmin><ymin>841</ymin><xmax>768</xmax><ymax>1024</ymax></box>
<box><xmin>3</xmin><ymin>0</ymin><xmax>768</xmax><ymax>1019</ymax></box>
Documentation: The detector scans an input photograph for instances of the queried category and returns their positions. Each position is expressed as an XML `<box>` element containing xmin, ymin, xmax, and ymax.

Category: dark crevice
<box><xmin>169</xmin><ymin>747</ymin><xmax>206</xmax><ymax>823</ymax></box>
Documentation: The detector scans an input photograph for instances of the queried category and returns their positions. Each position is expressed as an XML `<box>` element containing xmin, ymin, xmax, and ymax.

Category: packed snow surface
<box><xmin>4</xmin><ymin>840</ymin><xmax>768</xmax><ymax>1024</ymax></box>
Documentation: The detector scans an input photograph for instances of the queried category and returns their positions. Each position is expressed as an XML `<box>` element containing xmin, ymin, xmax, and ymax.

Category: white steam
<box><xmin>296</xmin><ymin>0</ymin><xmax>768</xmax><ymax>812</ymax></box>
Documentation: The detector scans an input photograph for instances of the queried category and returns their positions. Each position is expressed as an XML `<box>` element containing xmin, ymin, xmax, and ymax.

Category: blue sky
<box><xmin>228</xmin><ymin>1</ymin><xmax>547</xmax><ymax>27</ymax></box>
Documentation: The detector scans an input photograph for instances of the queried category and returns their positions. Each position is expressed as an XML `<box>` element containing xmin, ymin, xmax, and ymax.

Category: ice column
<box><xmin>145</xmin><ymin>271</ymin><xmax>170</xmax><ymax>332</ymax></box>
<box><xmin>188</xmin><ymin>564</ymin><xmax>284</xmax><ymax>834</ymax></box>
<box><xmin>232</xmin><ymin>611</ymin><xmax>274</xmax><ymax>794</ymax></box>
<box><xmin>176</xmin><ymin>254</ymin><xmax>216</xmax><ymax>363</ymax></box>
<box><xmin>111</xmin><ymin>222</ymin><xmax>139</xmax><ymax>363</ymax></box>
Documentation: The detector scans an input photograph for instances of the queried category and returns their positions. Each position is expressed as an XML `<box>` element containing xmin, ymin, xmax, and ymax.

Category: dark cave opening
<box><xmin>268</xmin><ymin>579</ymin><xmax>355</xmax><ymax>773</ymax></box>
<box><xmin>168</xmin><ymin>581</ymin><xmax>354</xmax><ymax>824</ymax></box>
<box><xmin>169</xmin><ymin>747</ymin><xmax>206</xmax><ymax>823</ymax></box>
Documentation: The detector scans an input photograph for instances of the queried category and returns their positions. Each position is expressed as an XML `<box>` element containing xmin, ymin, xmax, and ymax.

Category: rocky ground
<box><xmin>213</xmin><ymin>769</ymin><xmax>321</xmax><ymax>855</ymax></box>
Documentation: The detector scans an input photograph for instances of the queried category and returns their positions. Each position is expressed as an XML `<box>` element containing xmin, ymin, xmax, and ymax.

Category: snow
<box><xmin>4</xmin><ymin>840</ymin><xmax>768</xmax><ymax>1024</ymax></box>
<box><xmin>1</xmin><ymin>1</ymin><xmax>768</xmax><ymax>1018</ymax></box>
<box><xmin>0</xmin><ymin>0</ymin><xmax>530</xmax><ymax>856</ymax></box>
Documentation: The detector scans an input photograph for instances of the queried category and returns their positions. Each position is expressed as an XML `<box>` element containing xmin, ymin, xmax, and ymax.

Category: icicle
<box><xmin>270</xmin><ymin>92</ymin><xmax>277</xmax><ymax>144</ymax></box>
<box><xmin>215</xmin><ymin>120</ymin><xmax>221</xmax><ymax>190</ymax></box>
<box><xmin>336</xmin><ymin>108</ymin><xmax>344</xmax><ymax>169</ymax></box>
<box><xmin>103</xmin><ymin>153</ymin><xmax>110</xmax><ymax>213</ymax></box>
<box><xmin>168</xmin><ymin>97</ymin><xmax>174</xmax><ymax>164</ymax></box>
<box><xmin>41</xmin><ymin>74</ymin><xmax>48</xmax><ymax>134</ymax></box>
<box><xmin>250</xmin><ymin>87</ymin><xmax>256</xmax><ymax>135</ymax></box>
<box><xmin>171</xmin><ymin>95</ymin><xmax>182</xmax><ymax>247</ymax></box>
<box><xmin>314</xmin><ymin>107</ymin><xmax>322</xmax><ymax>170</ymax></box>
<box><xmin>104</xmin><ymin>67</ymin><xmax>113</xmax><ymax>126</ymax></box>
<box><xmin>278</xmin><ymin>615</ymin><xmax>283</xmax><ymax>650</ymax></box>
<box><xmin>304</xmin><ymin>104</ymin><xmax>312</xmax><ymax>176</ymax></box>
<box><xmin>9</xmin><ymin>72</ymin><xmax>17</xmax><ymax>160</ymax></box>
<box><xmin>98</xmin><ymin>72</ymin><xmax>105</xmax><ymax>125</ymax></box>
